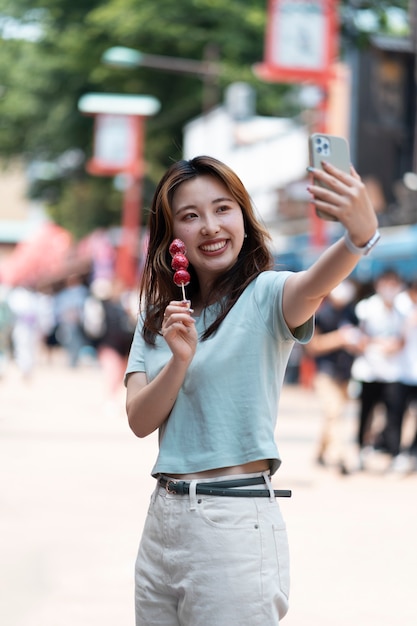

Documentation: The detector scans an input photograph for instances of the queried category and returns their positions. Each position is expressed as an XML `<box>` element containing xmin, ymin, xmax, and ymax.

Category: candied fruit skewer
<box><xmin>169</xmin><ymin>239</ymin><xmax>190</xmax><ymax>302</ymax></box>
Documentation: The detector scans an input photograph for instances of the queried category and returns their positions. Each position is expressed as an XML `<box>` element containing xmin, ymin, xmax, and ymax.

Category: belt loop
<box><xmin>189</xmin><ymin>479</ymin><xmax>198</xmax><ymax>511</ymax></box>
<box><xmin>262</xmin><ymin>471</ymin><xmax>275</xmax><ymax>502</ymax></box>
<box><xmin>151</xmin><ymin>480</ymin><xmax>160</xmax><ymax>504</ymax></box>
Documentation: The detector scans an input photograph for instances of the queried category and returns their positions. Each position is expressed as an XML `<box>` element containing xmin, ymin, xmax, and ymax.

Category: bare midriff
<box><xmin>169</xmin><ymin>459</ymin><xmax>270</xmax><ymax>479</ymax></box>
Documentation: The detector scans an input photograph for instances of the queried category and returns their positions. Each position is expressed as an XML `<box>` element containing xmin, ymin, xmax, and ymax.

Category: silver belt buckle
<box><xmin>165</xmin><ymin>479</ymin><xmax>177</xmax><ymax>494</ymax></box>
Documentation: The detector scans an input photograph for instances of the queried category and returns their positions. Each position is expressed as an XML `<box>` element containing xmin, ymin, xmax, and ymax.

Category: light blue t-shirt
<box><xmin>125</xmin><ymin>270</ymin><xmax>314</xmax><ymax>476</ymax></box>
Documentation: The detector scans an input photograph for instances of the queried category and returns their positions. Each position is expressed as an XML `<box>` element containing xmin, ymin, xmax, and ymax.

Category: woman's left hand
<box><xmin>308</xmin><ymin>162</ymin><xmax>378</xmax><ymax>245</ymax></box>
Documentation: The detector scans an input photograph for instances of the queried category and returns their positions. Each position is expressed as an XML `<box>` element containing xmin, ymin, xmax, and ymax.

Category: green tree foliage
<box><xmin>48</xmin><ymin>177</ymin><xmax>124</xmax><ymax>240</ymax></box>
<box><xmin>0</xmin><ymin>0</ymin><xmax>292</xmax><ymax>236</ymax></box>
<box><xmin>0</xmin><ymin>0</ymin><xmax>410</xmax><ymax>237</ymax></box>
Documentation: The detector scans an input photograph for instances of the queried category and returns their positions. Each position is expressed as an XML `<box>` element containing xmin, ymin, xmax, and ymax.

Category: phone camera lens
<box><xmin>317</xmin><ymin>147</ymin><xmax>322</xmax><ymax>153</ymax></box>
<box><xmin>315</xmin><ymin>137</ymin><xmax>322</xmax><ymax>145</ymax></box>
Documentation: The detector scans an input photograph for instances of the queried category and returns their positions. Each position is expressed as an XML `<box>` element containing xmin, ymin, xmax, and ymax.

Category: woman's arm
<box><xmin>126</xmin><ymin>357</ymin><xmax>189</xmax><ymax>438</ymax></box>
<box><xmin>126</xmin><ymin>301</ymin><xmax>197</xmax><ymax>438</ymax></box>
<box><xmin>283</xmin><ymin>162</ymin><xmax>378</xmax><ymax>330</ymax></box>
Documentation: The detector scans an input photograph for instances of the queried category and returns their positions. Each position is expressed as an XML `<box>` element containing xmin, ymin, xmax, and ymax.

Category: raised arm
<box><xmin>283</xmin><ymin>162</ymin><xmax>379</xmax><ymax>331</ymax></box>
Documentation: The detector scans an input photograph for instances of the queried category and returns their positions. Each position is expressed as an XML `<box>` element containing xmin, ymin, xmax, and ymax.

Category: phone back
<box><xmin>309</xmin><ymin>134</ymin><xmax>350</xmax><ymax>173</ymax></box>
<box><xmin>309</xmin><ymin>134</ymin><xmax>351</xmax><ymax>221</ymax></box>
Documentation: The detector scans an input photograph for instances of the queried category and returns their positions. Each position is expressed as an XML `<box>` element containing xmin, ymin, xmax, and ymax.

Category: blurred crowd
<box><xmin>302</xmin><ymin>269</ymin><xmax>417</xmax><ymax>477</ymax></box>
<box><xmin>0</xmin><ymin>274</ymin><xmax>138</xmax><ymax>412</ymax></box>
<box><xmin>2</xmin><ymin>267</ymin><xmax>417</xmax><ymax>477</ymax></box>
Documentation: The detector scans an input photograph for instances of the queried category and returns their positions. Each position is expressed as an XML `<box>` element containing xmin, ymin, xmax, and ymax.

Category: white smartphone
<box><xmin>308</xmin><ymin>133</ymin><xmax>351</xmax><ymax>221</ymax></box>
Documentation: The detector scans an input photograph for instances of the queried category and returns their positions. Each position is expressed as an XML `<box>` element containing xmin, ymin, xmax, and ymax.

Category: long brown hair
<box><xmin>140</xmin><ymin>155</ymin><xmax>273</xmax><ymax>344</ymax></box>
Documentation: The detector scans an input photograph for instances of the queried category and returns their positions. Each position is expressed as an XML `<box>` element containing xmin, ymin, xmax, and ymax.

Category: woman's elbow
<box><xmin>126</xmin><ymin>407</ymin><xmax>157</xmax><ymax>439</ymax></box>
<box><xmin>127</xmin><ymin>414</ymin><xmax>147</xmax><ymax>438</ymax></box>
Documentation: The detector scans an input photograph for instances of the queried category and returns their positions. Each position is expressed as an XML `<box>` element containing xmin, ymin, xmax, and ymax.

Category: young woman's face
<box><xmin>171</xmin><ymin>175</ymin><xmax>245</xmax><ymax>289</ymax></box>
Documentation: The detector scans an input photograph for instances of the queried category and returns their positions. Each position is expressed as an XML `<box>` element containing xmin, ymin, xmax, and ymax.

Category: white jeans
<box><xmin>135</xmin><ymin>472</ymin><xmax>290</xmax><ymax>625</ymax></box>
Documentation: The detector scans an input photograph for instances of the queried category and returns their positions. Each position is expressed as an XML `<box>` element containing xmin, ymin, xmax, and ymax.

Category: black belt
<box><xmin>158</xmin><ymin>475</ymin><xmax>291</xmax><ymax>498</ymax></box>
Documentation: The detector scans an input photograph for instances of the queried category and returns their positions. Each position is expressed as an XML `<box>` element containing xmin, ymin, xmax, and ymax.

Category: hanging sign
<box><xmin>254</xmin><ymin>0</ymin><xmax>339</xmax><ymax>84</ymax></box>
<box><xmin>78</xmin><ymin>93</ymin><xmax>160</xmax><ymax>177</ymax></box>
<box><xmin>86</xmin><ymin>114</ymin><xmax>142</xmax><ymax>176</ymax></box>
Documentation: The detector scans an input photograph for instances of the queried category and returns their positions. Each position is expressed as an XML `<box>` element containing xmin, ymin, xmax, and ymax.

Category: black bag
<box><xmin>101</xmin><ymin>300</ymin><xmax>135</xmax><ymax>356</ymax></box>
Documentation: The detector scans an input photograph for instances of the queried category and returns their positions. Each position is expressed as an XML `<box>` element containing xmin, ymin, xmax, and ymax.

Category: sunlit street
<box><xmin>1</xmin><ymin>352</ymin><xmax>416</xmax><ymax>626</ymax></box>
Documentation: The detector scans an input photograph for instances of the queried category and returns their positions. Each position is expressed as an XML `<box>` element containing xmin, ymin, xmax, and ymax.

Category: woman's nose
<box><xmin>201</xmin><ymin>215</ymin><xmax>220</xmax><ymax>235</ymax></box>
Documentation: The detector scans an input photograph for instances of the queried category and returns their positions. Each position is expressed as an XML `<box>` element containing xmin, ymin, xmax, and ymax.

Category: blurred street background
<box><xmin>2</xmin><ymin>2</ymin><xmax>417</xmax><ymax>625</ymax></box>
<box><xmin>1</xmin><ymin>351</ymin><xmax>416</xmax><ymax>626</ymax></box>
<box><xmin>2</xmin><ymin>1</ymin><xmax>417</xmax><ymax>293</ymax></box>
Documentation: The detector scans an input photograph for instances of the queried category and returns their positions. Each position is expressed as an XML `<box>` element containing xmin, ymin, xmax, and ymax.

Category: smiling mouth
<box><xmin>200</xmin><ymin>240</ymin><xmax>227</xmax><ymax>253</ymax></box>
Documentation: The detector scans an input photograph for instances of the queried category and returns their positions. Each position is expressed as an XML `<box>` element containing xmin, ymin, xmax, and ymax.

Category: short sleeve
<box><xmin>124</xmin><ymin>318</ymin><xmax>147</xmax><ymax>385</ymax></box>
<box><xmin>254</xmin><ymin>271</ymin><xmax>314</xmax><ymax>344</ymax></box>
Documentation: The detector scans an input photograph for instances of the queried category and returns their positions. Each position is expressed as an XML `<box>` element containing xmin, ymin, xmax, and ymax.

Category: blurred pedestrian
<box><xmin>8</xmin><ymin>285</ymin><xmax>41</xmax><ymax>379</ymax></box>
<box><xmin>84</xmin><ymin>278</ymin><xmax>136</xmax><ymax>414</ymax></box>
<box><xmin>396</xmin><ymin>279</ymin><xmax>417</xmax><ymax>471</ymax></box>
<box><xmin>351</xmin><ymin>269</ymin><xmax>406</xmax><ymax>471</ymax></box>
<box><xmin>305</xmin><ymin>279</ymin><xmax>361</xmax><ymax>474</ymax></box>
<box><xmin>37</xmin><ymin>286</ymin><xmax>59</xmax><ymax>363</ymax></box>
<box><xmin>55</xmin><ymin>274</ymin><xmax>89</xmax><ymax>367</ymax></box>
<box><xmin>0</xmin><ymin>283</ymin><xmax>14</xmax><ymax>378</ymax></box>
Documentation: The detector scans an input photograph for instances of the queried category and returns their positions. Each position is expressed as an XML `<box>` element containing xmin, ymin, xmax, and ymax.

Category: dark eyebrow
<box><xmin>175</xmin><ymin>196</ymin><xmax>234</xmax><ymax>215</ymax></box>
<box><xmin>213</xmin><ymin>196</ymin><xmax>234</xmax><ymax>204</ymax></box>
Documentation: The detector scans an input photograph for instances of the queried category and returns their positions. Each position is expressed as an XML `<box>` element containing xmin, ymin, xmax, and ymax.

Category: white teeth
<box><xmin>201</xmin><ymin>241</ymin><xmax>226</xmax><ymax>252</ymax></box>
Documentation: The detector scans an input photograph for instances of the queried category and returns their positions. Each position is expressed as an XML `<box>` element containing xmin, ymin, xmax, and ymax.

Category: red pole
<box><xmin>115</xmin><ymin>116</ymin><xmax>144</xmax><ymax>288</ymax></box>
<box><xmin>309</xmin><ymin>84</ymin><xmax>330</xmax><ymax>248</ymax></box>
<box><xmin>116</xmin><ymin>175</ymin><xmax>142</xmax><ymax>288</ymax></box>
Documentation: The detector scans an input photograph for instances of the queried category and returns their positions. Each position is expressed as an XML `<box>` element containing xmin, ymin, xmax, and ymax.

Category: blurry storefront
<box><xmin>352</xmin><ymin>34</ymin><xmax>416</xmax><ymax>224</ymax></box>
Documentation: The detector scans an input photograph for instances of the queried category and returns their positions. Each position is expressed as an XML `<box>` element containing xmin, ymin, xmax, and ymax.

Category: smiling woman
<box><xmin>170</xmin><ymin>174</ymin><xmax>246</xmax><ymax>299</ymax></box>
<box><xmin>124</xmin><ymin>154</ymin><xmax>379</xmax><ymax>626</ymax></box>
<box><xmin>141</xmin><ymin>156</ymin><xmax>273</xmax><ymax>341</ymax></box>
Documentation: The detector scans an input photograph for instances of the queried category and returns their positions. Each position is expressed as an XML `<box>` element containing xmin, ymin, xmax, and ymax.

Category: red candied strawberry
<box><xmin>169</xmin><ymin>238</ymin><xmax>187</xmax><ymax>257</ymax></box>
<box><xmin>173</xmin><ymin>269</ymin><xmax>191</xmax><ymax>287</ymax></box>
<box><xmin>171</xmin><ymin>253</ymin><xmax>189</xmax><ymax>271</ymax></box>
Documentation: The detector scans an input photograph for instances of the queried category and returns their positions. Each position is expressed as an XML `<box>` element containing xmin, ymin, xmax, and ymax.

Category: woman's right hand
<box><xmin>162</xmin><ymin>300</ymin><xmax>197</xmax><ymax>364</ymax></box>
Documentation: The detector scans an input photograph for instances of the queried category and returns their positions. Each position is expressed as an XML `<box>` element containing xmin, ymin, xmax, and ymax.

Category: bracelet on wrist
<box><xmin>343</xmin><ymin>230</ymin><xmax>380</xmax><ymax>256</ymax></box>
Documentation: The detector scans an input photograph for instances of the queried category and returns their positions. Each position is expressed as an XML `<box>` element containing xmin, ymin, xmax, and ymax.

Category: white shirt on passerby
<box><xmin>351</xmin><ymin>293</ymin><xmax>405</xmax><ymax>383</ymax></box>
<box><xmin>396</xmin><ymin>290</ymin><xmax>417</xmax><ymax>386</ymax></box>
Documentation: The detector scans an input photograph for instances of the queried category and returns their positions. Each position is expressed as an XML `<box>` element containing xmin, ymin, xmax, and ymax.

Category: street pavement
<box><xmin>1</xmin><ymin>350</ymin><xmax>416</xmax><ymax>626</ymax></box>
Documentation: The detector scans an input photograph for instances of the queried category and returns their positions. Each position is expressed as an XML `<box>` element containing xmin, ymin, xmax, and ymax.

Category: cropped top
<box><xmin>125</xmin><ymin>270</ymin><xmax>314</xmax><ymax>476</ymax></box>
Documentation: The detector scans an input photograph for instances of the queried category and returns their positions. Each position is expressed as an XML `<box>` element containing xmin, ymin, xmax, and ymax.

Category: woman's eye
<box><xmin>217</xmin><ymin>205</ymin><xmax>230</xmax><ymax>212</ymax></box>
<box><xmin>183</xmin><ymin>212</ymin><xmax>197</xmax><ymax>220</ymax></box>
